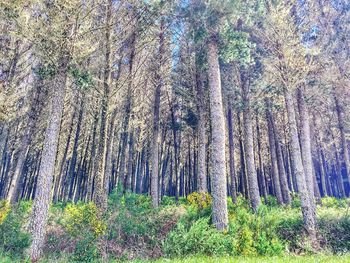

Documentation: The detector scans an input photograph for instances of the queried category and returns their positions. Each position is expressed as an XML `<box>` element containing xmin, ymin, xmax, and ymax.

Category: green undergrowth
<box><xmin>129</xmin><ymin>254</ymin><xmax>350</xmax><ymax>263</ymax></box>
<box><xmin>0</xmin><ymin>194</ymin><xmax>349</xmax><ymax>262</ymax></box>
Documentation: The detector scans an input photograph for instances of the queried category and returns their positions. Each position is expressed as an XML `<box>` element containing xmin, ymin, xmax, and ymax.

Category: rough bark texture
<box><xmin>241</xmin><ymin>69</ymin><xmax>261</xmax><ymax>211</ymax></box>
<box><xmin>207</xmin><ymin>37</ymin><xmax>228</xmax><ymax>230</ymax></box>
<box><xmin>93</xmin><ymin>0</ymin><xmax>112</xmax><ymax>211</ymax></box>
<box><xmin>150</xmin><ymin>19</ymin><xmax>165</xmax><ymax>208</ymax></box>
<box><xmin>30</xmin><ymin>54</ymin><xmax>69</xmax><ymax>261</ymax></box>
<box><xmin>297</xmin><ymin>88</ymin><xmax>317</xmax><ymax>214</ymax></box>
<box><xmin>284</xmin><ymin>87</ymin><xmax>317</xmax><ymax>238</ymax></box>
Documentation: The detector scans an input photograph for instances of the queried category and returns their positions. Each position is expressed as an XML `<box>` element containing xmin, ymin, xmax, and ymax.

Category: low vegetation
<box><xmin>0</xmin><ymin>193</ymin><xmax>349</xmax><ymax>262</ymax></box>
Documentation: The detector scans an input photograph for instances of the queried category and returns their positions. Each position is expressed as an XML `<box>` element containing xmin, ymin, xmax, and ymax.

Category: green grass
<box><xmin>129</xmin><ymin>254</ymin><xmax>350</xmax><ymax>263</ymax></box>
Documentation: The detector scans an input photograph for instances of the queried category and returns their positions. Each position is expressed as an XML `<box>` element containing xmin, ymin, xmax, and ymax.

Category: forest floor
<box><xmin>0</xmin><ymin>192</ymin><xmax>350</xmax><ymax>262</ymax></box>
<box><xmin>131</xmin><ymin>254</ymin><xmax>350</xmax><ymax>263</ymax></box>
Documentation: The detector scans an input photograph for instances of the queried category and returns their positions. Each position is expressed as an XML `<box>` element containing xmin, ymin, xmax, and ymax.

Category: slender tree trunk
<box><xmin>151</xmin><ymin>19</ymin><xmax>165</xmax><ymax>208</ymax></box>
<box><xmin>196</xmin><ymin>68</ymin><xmax>207</xmax><ymax>193</ymax></box>
<box><xmin>227</xmin><ymin>105</ymin><xmax>237</xmax><ymax>203</ymax></box>
<box><xmin>93</xmin><ymin>0</ymin><xmax>112</xmax><ymax>211</ymax></box>
<box><xmin>207</xmin><ymin>36</ymin><xmax>228</xmax><ymax>230</ymax></box>
<box><xmin>241</xmin><ymin>69</ymin><xmax>260</xmax><ymax>211</ymax></box>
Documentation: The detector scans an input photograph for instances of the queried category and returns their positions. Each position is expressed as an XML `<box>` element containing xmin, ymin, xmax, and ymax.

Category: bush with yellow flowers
<box><xmin>0</xmin><ymin>200</ymin><xmax>10</xmax><ymax>225</ymax></box>
<box><xmin>187</xmin><ymin>192</ymin><xmax>212</xmax><ymax>210</ymax></box>
<box><xmin>61</xmin><ymin>202</ymin><xmax>106</xmax><ymax>238</ymax></box>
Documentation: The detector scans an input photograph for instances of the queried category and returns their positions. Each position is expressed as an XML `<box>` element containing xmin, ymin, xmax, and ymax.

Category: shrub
<box><xmin>187</xmin><ymin>192</ymin><xmax>212</xmax><ymax>210</ymax></box>
<box><xmin>163</xmin><ymin>217</ymin><xmax>233</xmax><ymax>257</ymax></box>
<box><xmin>61</xmin><ymin>202</ymin><xmax>106</xmax><ymax>238</ymax></box>
<box><xmin>0</xmin><ymin>201</ymin><xmax>31</xmax><ymax>259</ymax></box>
<box><xmin>321</xmin><ymin>197</ymin><xmax>349</xmax><ymax>209</ymax></box>
<box><xmin>161</xmin><ymin>196</ymin><xmax>177</xmax><ymax>206</ymax></box>
<box><xmin>319</xmin><ymin>214</ymin><xmax>350</xmax><ymax>253</ymax></box>
<box><xmin>0</xmin><ymin>200</ymin><xmax>10</xmax><ymax>225</ymax></box>
<box><xmin>70</xmin><ymin>234</ymin><xmax>99</xmax><ymax>262</ymax></box>
<box><xmin>229</xmin><ymin>204</ymin><xmax>284</xmax><ymax>256</ymax></box>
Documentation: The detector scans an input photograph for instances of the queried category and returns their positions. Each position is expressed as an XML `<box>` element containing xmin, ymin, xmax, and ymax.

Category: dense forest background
<box><xmin>0</xmin><ymin>0</ymin><xmax>349</xmax><ymax>262</ymax></box>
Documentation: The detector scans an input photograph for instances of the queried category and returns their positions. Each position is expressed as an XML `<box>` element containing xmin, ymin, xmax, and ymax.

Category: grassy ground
<box><xmin>130</xmin><ymin>254</ymin><xmax>350</xmax><ymax>263</ymax></box>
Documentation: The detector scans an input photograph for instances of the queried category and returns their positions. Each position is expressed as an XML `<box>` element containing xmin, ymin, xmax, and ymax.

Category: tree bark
<box><xmin>241</xmin><ymin>69</ymin><xmax>261</xmax><ymax>211</ymax></box>
<box><xmin>297</xmin><ymin>88</ymin><xmax>317</xmax><ymax>212</ymax></box>
<box><xmin>284</xmin><ymin>87</ymin><xmax>317</xmax><ymax>239</ymax></box>
<box><xmin>30</xmin><ymin>53</ymin><xmax>69</xmax><ymax>261</ymax></box>
<box><xmin>93</xmin><ymin>0</ymin><xmax>113</xmax><ymax>211</ymax></box>
<box><xmin>207</xmin><ymin>36</ymin><xmax>228</xmax><ymax>230</ymax></box>
<box><xmin>150</xmin><ymin>19</ymin><xmax>165</xmax><ymax>208</ymax></box>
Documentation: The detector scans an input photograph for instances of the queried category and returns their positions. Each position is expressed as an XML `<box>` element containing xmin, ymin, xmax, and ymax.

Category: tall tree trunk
<box><xmin>30</xmin><ymin>53</ymin><xmax>69</xmax><ymax>261</ymax></box>
<box><xmin>150</xmin><ymin>19</ymin><xmax>165</xmax><ymax>208</ymax></box>
<box><xmin>284</xmin><ymin>87</ymin><xmax>317</xmax><ymax>239</ymax></box>
<box><xmin>93</xmin><ymin>0</ymin><xmax>112</xmax><ymax>211</ymax></box>
<box><xmin>196</xmin><ymin>68</ymin><xmax>207</xmax><ymax>193</ymax></box>
<box><xmin>207</xmin><ymin>36</ymin><xmax>228</xmax><ymax>230</ymax></box>
<box><xmin>297</xmin><ymin>88</ymin><xmax>317</xmax><ymax>212</ymax></box>
<box><xmin>241</xmin><ymin>69</ymin><xmax>260</xmax><ymax>211</ymax></box>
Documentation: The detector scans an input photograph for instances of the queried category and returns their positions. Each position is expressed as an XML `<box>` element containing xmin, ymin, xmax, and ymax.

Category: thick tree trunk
<box><xmin>284</xmin><ymin>87</ymin><xmax>317</xmax><ymax>239</ymax></box>
<box><xmin>297</xmin><ymin>88</ymin><xmax>317</xmax><ymax>213</ymax></box>
<box><xmin>207</xmin><ymin>36</ymin><xmax>228</xmax><ymax>230</ymax></box>
<box><xmin>30</xmin><ymin>54</ymin><xmax>69</xmax><ymax>261</ymax></box>
<box><xmin>241</xmin><ymin>69</ymin><xmax>260</xmax><ymax>211</ymax></box>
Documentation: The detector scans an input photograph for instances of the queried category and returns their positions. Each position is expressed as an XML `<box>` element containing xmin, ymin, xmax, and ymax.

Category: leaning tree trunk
<box><xmin>284</xmin><ymin>87</ymin><xmax>317</xmax><ymax>240</ymax></box>
<box><xmin>207</xmin><ymin>36</ymin><xmax>228</xmax><ymax>231</ymax></box>
<box><xmin>241</xmin><ymin>69</ymin><xmax>261</xmax><ymax>211</ymax></box>
<box><xmin>30</xmin><ymin>54</ymin><xmax>69</xmax><ymax>262</ymax></box>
